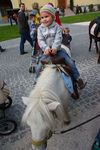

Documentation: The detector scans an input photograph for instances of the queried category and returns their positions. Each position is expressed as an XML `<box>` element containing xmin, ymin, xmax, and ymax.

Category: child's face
<box><xmin>64</xmin><ymin>28</ymin><xmax>70</xmax><ymax>34</ymax></box>
<box><xmin>20</xmin><ymin>4</ymin><xmax>25</xmax><ymax>12</ymax></box>
<box><xmin>30</xmin><ymin>15</ymin><xmax>35</xmax><ymax>22</ymax></box>
<box><xmin>40</xmin><ymin>12</ymin><xmax>54</xmax><ymax>27</ymax></box>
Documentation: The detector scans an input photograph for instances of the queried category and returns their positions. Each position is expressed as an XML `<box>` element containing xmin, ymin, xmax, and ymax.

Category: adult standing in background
<box><xmin>18</xmin><ymin>3</ymin><xmax>33</xmax><ymax>55</ymax></box>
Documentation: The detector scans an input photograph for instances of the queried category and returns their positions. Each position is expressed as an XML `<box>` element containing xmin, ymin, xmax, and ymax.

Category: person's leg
<box><xmin>32</xmin><ymin>32</ymin><xmax>38</xmax><ymax>55</ymax></box>
<box><xmin>26</xmin><ymin>32</ymin><xmax>33</xmax><ymax>48</ymax></box>
<box><xmin>35</xmin><ymin>54</ymin><xmax>49</xmax><ymax>77</ymax></box>
<box><xmin>20</xmin><ymin>33</ymin><xmax>26</xmax><ymax>54</ymax></box>
<box><xmin>57</xmin><ymin>50</ymin><xmax>87</xmax><ymax>89</ymax></box>
<box><xmin>0</xmin><ymin>45</ymin><xmax>6</xmax><ymax>52</ymax></box>
<box><xmin>32</xmin><ymin>31</ymin><xmax>37</xmax><ymax>42</ymax></box>
<box><xmin>57</xmin><ymin>50</ymin><xmax>80</xmax><ymax>80</ymax></box>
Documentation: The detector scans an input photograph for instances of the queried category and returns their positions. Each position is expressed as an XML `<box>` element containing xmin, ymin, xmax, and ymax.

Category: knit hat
<box><xmin>40</xmin><ymin>4</ymin><xmax>56</xmax><ymax>17</ymax></box>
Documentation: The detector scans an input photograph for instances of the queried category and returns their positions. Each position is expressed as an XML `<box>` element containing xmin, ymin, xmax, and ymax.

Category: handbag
<box><xmin>0</xmin><ymin>80</ymin><xmax>10</xmax><ymax>104</ymax></box>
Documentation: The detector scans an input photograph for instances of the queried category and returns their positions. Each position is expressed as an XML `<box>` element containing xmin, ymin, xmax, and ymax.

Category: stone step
<box><xmin>64</xmin><ymin>8</ymin><xmax>75</xmax><ymax>16</ymax></box>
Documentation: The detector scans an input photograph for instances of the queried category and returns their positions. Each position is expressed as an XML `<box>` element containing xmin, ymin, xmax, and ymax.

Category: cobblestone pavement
<box><xmin>0</xmin><ymin>23</ymin><xmax>100</xmax><ymax>150</ymax></box>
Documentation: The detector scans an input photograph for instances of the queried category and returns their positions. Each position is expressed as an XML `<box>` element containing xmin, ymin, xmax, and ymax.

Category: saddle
<box><xmin>41</xmin><ymin>55</ymin><xmax>79</xmax><ymax>100</ymax></box>
<box><xmin>41</xmin><ymin>56</ymin><xmax>72</xmax><ymax>75</ymax></box>
<box><xmin>90</xmin><ymin>20</ymin><xmax>100</xmax><ymax>38</ymax></box>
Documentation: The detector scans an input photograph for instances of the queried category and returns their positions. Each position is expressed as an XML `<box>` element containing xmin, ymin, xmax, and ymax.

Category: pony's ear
<box><xmin>48</xmin><ymin>102</ymin><xmax>64</xmax><ymax>121</ymax></box>
<box><xmin>22</xmin><ymin>97</ymin><xmax>33</xmax><ymax>105</ymax></box>
<box><xmin>47</xmin><ymin>102</ymin><xmax>60</xmax><ymax>111</ymax></box>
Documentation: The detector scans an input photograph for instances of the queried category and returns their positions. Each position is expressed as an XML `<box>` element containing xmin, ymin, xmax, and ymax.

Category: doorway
<box><xmin>57</xmin><ymin>0</ymin><xmax>67</xmax><ymax>9</ymax></box>
<box><xmin>0</xmin><ymin>0</ymin><xmax>13</xmax><ymax>23</ymax></box>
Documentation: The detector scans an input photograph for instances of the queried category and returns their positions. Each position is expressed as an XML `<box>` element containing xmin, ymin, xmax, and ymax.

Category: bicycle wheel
<box><xmin>0</xmin><ymin>119</ymin><xmax>17</xmax><ymax>135</ymax></box>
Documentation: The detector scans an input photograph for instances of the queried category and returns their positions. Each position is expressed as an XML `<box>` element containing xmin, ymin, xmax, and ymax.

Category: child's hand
<box><xmin>44</xmin><ymin>49</ymin><xmax>51</xmax><ymax>55</ymax></box>
<box><xmin>50</xmin><ymin>48</ymin><xmax>57</xmax><ymax>55</ymax></box>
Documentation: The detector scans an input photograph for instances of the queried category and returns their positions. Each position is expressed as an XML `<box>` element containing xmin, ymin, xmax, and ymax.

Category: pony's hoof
<box><xmin>71</xmin><ymin>93</ymin><xmax>79</xmax><ymax>100</ymax></box>
<box><xmin>64</xmin><ymin>120</ymin><xmax>71</xmax><ymax>125</ymax></box>
<box><xmin>97</xmin><ymin>57</ymin><xmax>100</xmax><ymax>64</ymax></box>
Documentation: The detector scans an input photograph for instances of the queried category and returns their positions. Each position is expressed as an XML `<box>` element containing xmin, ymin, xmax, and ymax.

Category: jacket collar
<box><xmin>41</xmin><ymin>21</ymin><xmax>56</xmax><ymax>28</ymax></box>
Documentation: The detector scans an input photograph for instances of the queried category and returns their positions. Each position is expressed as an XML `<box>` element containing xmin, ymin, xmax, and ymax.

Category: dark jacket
<box><xmin>18</xmin><ymin>10</ymin><xmax>29</xmax><ymax>33</ymax></box>
<box><xmin>62</xmin><ymin>33</ymin><xmax>72</xmax><ymax>46</ymax></box>
<box><xmin>96</xmin><ymin>16</ymin><xmax>100</xmax><ymax>25</ymax></box>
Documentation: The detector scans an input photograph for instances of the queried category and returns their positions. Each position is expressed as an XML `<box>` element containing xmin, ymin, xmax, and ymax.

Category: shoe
<box><xmin>77</xmin><ymin>78</ymin><xmax>87</xmax><ymax>90</ymax></box>
<box><xmin>0</xmin><ymin>48</ymin><xmax>6</xmax><ymax>52</ymax></box>
<box><xmin>29</xmin><ymin>66</ymin><xmax>35</xmax><ymax>73</ymax></box>
<box><xmin>71</xmin><ymin>92</ymin><xmax>79</xmax><ymax>99</ymax></box>
<box><xmin>20</xmin><ymin>52</ymin><xmax>28</xmax><ymax>55</ymax></box>
<box><xmin>64</xmin><ymin>120</ymin><xmax>71</xmax><ymax>125</ymax></box>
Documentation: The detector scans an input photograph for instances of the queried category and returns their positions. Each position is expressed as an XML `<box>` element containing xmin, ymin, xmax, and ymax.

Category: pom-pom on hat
<box><xmin>40</xmin><ymin>4</ymin><xmax>56</xmax><ymax>17</ymax></box>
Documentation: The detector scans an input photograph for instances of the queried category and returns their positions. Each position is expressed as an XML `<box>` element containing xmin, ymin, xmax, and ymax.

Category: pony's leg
<box><xmin>97</xmin><ymin>42</ymin><xmax>100</xmax><ymax>64</ymax></box>
<box><xmin>55</xmin><ymin>105</ymin><xmax>70</xmax><ymax>125</ymax></box>
<box><xmin>89</xmin><ymin>35</ymin><xmax>92</xmax><ymax>51</ymax></box>
<box><xmin>95</xmin><ymin>40</ymin><xmax>98</xmax><ymax>53</ymax></box>
<box><xmin>98</xmin><ymin>53</ymin><xmax>100</xmax><ymax>64</ymax></box>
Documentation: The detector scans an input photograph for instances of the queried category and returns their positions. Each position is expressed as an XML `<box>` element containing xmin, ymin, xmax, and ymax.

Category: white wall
<box><xmin>74</xmin><ymin>0</ymin><xmax>100</xmax><ymax>6</ymax></box>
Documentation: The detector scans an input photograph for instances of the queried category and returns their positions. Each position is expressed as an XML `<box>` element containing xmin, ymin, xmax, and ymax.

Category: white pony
<box><xmin>22</xmin><ymin>65</ymin><xmax>71</xmax><ymax>150</ymax></box>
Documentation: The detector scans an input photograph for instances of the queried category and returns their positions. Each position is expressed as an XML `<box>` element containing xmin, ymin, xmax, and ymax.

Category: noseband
<box><xmin>32</xmin><ymin>139</ymin><xmax>47</xmax><ymax>147</ymax></box>
<box><xmin>32</xmin><ymin>130</ymin><xmax>52</xmax><ymax>147</ymax></box>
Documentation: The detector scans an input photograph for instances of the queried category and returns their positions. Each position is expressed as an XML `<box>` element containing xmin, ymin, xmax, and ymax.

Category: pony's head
<box><xmin>22</xmin><ymin>94</ymin><xmax>64</xmax><ymax>150</ymax></box>
<box><xmin>22</xmin><ymin>66</ymin><xmax>70</xmax><ymax>150</ymax></box>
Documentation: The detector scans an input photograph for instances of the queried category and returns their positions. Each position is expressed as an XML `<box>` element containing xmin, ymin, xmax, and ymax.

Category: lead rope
<box><xmin>53</xmin><ymin>113</ymin><xmax>100</xmax><ymax>134</ymax></box>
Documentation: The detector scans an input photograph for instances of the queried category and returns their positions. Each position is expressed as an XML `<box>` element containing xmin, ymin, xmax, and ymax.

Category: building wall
<box><xmin>11</xmin><ymin>0</ymin><xmax>20</xmax><ymax>8</ymax></box>
<box><xmin>11</xmin><ymin>0</ymin><xmax>100</xmax><ymax>10</ymax></box>
<box><xmin>11</xmin><ymin>0</ymin><xmax>57</xmax><ymax>10</ymax></box>
<box><xmin>74</xmin><ymin>0</ymin><xmax>100</xmax><ymax>6</ymax></box>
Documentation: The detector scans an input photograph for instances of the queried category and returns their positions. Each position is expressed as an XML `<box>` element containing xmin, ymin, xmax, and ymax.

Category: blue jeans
<box><xmin>20</xmin><ymin>32</ymin><xmax>33</xmax><ymax>54</ymax></box>
<box><xmin>57</xmin><ymin>49</ymin><xmax>80</xmax><ymax>80</ymax></box>
<box><xmin>40</xmin><ymin>49</ymin><xmax>80</xmax><ymax>80</ymax></box>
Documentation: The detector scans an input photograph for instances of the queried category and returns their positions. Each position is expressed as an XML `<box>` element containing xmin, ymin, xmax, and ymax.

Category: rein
<box><xmin>54</xmin><ymin>113</ymin><xmax>100</xmax><ymax>134</ymax></box>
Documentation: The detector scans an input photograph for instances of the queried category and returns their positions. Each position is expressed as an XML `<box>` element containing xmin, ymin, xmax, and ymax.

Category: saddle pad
<box><xmin>90</xmin><ymin>23</ymin><xmax>100</xmax><ymax>37</ymax></box>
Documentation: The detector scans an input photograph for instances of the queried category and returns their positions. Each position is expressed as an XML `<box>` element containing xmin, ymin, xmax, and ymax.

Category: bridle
<box><xmin>32</xmin><ymin>130</ymin><xmax>53</xmax><ymax>148</ymax></box>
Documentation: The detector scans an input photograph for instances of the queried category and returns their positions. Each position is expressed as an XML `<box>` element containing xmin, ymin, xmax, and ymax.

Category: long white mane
<box><xmin>22</xmin><ymin>65</ymin><xmax>70</xmax><ymax>131</ymax></box>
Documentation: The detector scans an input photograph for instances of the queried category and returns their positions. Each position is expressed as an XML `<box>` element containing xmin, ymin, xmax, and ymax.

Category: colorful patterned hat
<box><xmin>40</xmin><ymin>4</ymin><xmax>56</xmax><ymax>17</ymax></box>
